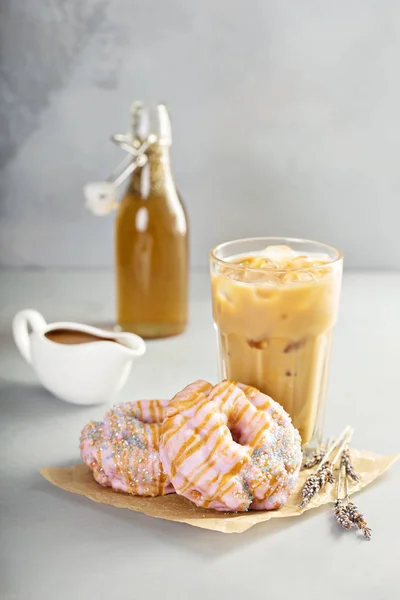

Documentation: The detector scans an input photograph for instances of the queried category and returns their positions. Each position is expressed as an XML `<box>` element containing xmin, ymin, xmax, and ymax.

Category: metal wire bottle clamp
<box><xmin>83</xmin><ymin>133</ymin><xmax>156</xmax><ymax>216</ymax></box>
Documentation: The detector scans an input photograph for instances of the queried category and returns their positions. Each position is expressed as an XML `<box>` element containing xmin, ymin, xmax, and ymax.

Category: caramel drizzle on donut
<box><xmin>162</xmin><ymin>382</ymin><xmax>213</xmax><ymax>445</ymax></box>
<box><xmin>168</xmin><ymin>392</ymin><xmax>223</xmax><ymax>475</ymax></box>
<box><xmin>248</xmin><ymin>420</ymin><xmax>268</xmax><ymax>449</ymax></box>
<box><xmin>170</xmin><ymin>419</ymin><xmax>220</xmax><ymax>479</ymax></box>
<box><xmin>229</xmin><ymin>403</ymin><xmax>249</xmax><ymax>429</ymax></box>
<box><xmin>178</xmin><ymin>437</ymin><xmax>226</xmax><ymax>495</ymax></box>
<box><xmin>150</xmin><ymin>422</ymin><xmax>158</xmax><ymax>452</ymax></box>
<box><xmin>163</xmin><ymin>381</ymin><xmax>228</xmax><ymax>484</ymax></box>
<box><xmin>103</xmin><ymin>401</ymin><xmax>170</xmax><ymax>496</ymax></box>
<box><xmin>171</xmin><ymin>381</ymin><xmax>299</xmax><ymax>507</ymax></box>
<box><xmin>202</xmin><ymin>481</ymin><xmax>236</xmax><ymax>509</ymax></box>
<box><xmin>148</xmin><ymin>401</ymin><xmax>156</xmax><ymax>423</ymax></box>
<box><xmin>237</xmin><ymin>384</ymin><xmax>256</xmax><ymax>398</ymax></box>
<box><xmin>155</xmin><ymin>400</ymin><xmax>162</xmax><ymax>422</ymax></box>
<box><xmin>203</xmin><ymin>459</ymin><xmax>249</xmax><ymax>509</ymax></box>
<box><xmin>165</xmin><ymin>380</ymin><xmax>256</xmax><ymax>508</ymax></box>
<box><xmin>238</xmin><ymin>384</ymin><xmax>274</xmax><ymax>412</ymax></box>
<box><xmin>165</xmin><ymin>381</ymin><xmax>213</xmax><ymax>417</ymax></box>
<box><xmin>136</xmin><ymin>402</ymin><xmax>143</xmax><ymax>421</ymax></box>
<box><xmin>237</xmin><ymin>389</ymin><xmax>292</xmax><ymax>497</ymax></box>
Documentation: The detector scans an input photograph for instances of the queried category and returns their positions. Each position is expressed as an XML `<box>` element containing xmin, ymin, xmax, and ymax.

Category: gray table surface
<box><xmin>1</xmin><ymin>269</ymin><xmax>399</xmax><ymax>600</ymax></box>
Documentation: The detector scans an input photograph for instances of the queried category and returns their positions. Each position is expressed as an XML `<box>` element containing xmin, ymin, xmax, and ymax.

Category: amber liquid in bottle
<box><xmin>115</xmin><ymin>137</ymin><xmax>188</xmax><ymax>338</ymax></box>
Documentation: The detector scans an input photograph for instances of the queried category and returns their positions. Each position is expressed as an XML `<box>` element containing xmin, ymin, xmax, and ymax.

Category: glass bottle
<box><xmin>115</xmin><ymin>104</ymin><xmax>188</xmax><ymax>338</ymax></box>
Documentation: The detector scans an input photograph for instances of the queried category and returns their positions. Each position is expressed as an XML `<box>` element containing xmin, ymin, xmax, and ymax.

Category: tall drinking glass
<box><xmin>210</xmin><ymin>237</ymin><xmax>343</xmax><ymax>448</ymax></box>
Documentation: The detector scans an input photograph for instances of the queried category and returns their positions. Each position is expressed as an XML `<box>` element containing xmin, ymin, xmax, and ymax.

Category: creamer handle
<box><xmin>12</xmin><ymin>309</ymin><xmax>47</xmax><ymax>364</ymax></box>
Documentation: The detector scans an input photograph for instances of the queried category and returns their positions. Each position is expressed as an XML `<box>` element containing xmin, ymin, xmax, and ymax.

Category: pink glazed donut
<box><xmin>237</xmin><ymin>382</ymin><xmax>302</xmax><ymax>509</ymax></box>
<box><xmin>160</xmin><ymin>380</ymin><xmax>302</xmax><ymax>511</ymax></box>
<box><xmin>80</xmin><ymin>399</ymin><xmax>174</xmax><ymax>496</ymax></box>
<box><xmin>80</xmin><ymin>421</ymin><xmax>111</xmax><ymax>487</ymax></box>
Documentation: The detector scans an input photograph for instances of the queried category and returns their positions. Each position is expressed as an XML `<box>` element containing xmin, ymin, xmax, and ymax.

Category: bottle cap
<box><xmin>154</xmin><ymin>104</ymin><xmax>172</xmax><ymax>146</ymax></box>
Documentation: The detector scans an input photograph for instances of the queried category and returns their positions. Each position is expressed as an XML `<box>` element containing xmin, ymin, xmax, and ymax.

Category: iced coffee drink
<box><xmin>210</xmin><ymin>238</ymin><xmax>343</xmax><ymax>446</ymax></box>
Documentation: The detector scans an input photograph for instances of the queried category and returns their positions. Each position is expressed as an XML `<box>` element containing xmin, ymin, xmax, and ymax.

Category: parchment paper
<box><xmin>40</xmin><ymin>449</ymin><xmax>399</xmax><ymax>533</ymax></box>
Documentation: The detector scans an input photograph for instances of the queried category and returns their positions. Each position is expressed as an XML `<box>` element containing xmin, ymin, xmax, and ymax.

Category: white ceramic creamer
<box><xmin>12</xmin><ymin>309</ymin><xmax>146</xmax><ymax>405</ymax></box>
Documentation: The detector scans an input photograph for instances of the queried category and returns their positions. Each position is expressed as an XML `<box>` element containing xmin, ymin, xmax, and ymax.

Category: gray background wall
<box><xmin>0</xmin><ymin>0</ymin><xmax>399</xmax><ymax>269</ymax></box>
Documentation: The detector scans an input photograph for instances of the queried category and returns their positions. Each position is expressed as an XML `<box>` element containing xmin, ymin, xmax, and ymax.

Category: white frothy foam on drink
<box><xmin>226</xmin><ymin>245</ymin><xmax>331</xmax><ymax>269</ymax></box>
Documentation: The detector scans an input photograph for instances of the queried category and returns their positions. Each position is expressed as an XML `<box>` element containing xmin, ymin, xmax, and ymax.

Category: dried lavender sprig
<box><xmin>319</xmin><ymin>461</ymin><xmax>335</xmax><ymax>485</ymax></box>
<box><xmin>334</xmin><ymin>498</ymin><xmax>353</xmax><ymax>530</ymax></box>
<box><xmin>302</xmin><ymin>438</ymin><xmax>332</xmax><ymax>470</ymax></box>
<box><xmin>333</xmin><ymin>462</ymin><xmax>353</xmax><ymax>530</ymax></box>
<box><xmin>343</xmin><ymin>464</ymin><xmax>371</xmax><ymax>540</ymax></box>
<box><xmin>299</xmin><ymin>461</ymin><xmax>335</xmax><ymax>507</ymax></box>
<box><xmin>299</xmin><ymin>473</ymin><xmax>322</xmax><ymax>508</ymax></box>
<box><xmin>298</xmin><ymin>427</ymin><xmax>353</xmax><ymax>508</ymax></box>
<box><xmin>341</xmin><ymin>446</ymin><xmax>359</xmax><ymax>482</ymax></box>
<box><xmin>301</xmin><ymin>449</ymin><xmax>326</xmax><ymax>470</ymax></box>
<box><xmin>346</xmin><ymin>501</ymin><xmax>372</xmax><ymax>540</ymax></box>
<box><xmin>318</xmin><ymin>427</ymin><xmax>353</xmax><ymax>472</ymax></box>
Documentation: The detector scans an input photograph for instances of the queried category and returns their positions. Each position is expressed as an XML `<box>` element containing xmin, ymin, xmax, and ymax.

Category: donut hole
<box><xmin>228</xmin><ymin>421</ymin><xmax>243</xmax><ymax>444</ymax></box>
<box><xmin>227</xmin><ymin>418</ymin><xmax>253</xmax><ymax>446</ymax></box>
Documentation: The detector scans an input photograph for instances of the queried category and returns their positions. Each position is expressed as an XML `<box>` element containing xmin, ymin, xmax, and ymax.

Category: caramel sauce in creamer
<box><xmin>45</xmin><ymin>329</ymin><xmax>118</xmax><ymax>345</ymax></box>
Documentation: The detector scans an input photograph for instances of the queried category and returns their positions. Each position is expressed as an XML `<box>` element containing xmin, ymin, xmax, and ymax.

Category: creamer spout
<box><xmin>116</xmin><ymin>332</ymin><xmax>146</xmax><ymax>357</ymax></box>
